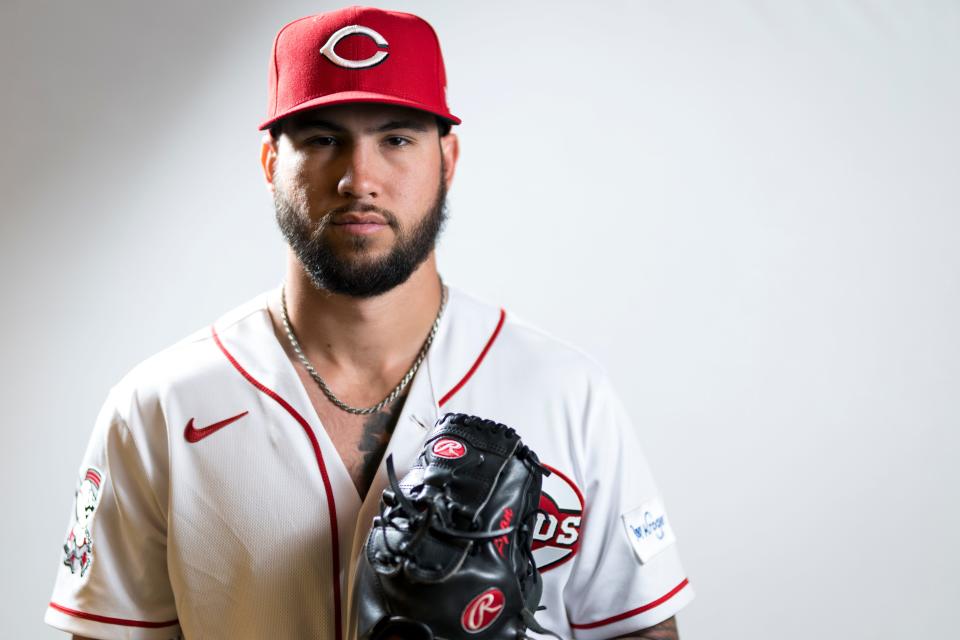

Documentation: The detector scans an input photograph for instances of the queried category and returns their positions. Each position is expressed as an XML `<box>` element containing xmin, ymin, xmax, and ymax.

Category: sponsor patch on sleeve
<box><xmin>621</xmin><ymin>497</ymin><xmax>676</xmax><ymax>564</ymax></box>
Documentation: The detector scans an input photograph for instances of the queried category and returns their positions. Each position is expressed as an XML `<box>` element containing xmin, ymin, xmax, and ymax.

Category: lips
<box><xmin>329</xmin><ymin>211</ymin><xmax>390</xmax><ymax>236</ymax></box>
<box><xmin>331</xmin><ymin>212</ymin><xmax>387</xmax><ymax>225</ymax></box>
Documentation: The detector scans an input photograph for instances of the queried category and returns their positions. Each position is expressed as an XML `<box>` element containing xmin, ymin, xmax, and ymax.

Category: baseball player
<box><xmin>45</xmin><ymin>6</ymin><xmax>694</xmax><ymax>640</ymax></box>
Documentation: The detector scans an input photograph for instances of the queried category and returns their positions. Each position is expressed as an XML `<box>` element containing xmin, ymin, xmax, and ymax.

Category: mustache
<box><xmin>324</xmin><ymin>203</ymin><xmax>399</xmax><ymax>228</ymax></box>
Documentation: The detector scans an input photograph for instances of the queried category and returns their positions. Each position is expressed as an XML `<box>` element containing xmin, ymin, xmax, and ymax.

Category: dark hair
<box><xmin>268</xmin><ymin>115</ymin><xmax>453</xmax><ymax>141</ymax></box>
<box><xmin>436</xmin><ymin>116</ymin><xmax>452</xmax><ymax>138</ymax></box>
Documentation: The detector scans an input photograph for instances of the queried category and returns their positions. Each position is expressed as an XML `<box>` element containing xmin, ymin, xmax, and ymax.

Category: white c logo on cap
<box><xmin>319</xmin><ymin>25</ymin><xmax>389</xmax><ymax>69</ymax></box>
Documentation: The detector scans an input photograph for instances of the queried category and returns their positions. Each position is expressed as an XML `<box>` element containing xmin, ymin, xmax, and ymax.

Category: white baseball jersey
<box><xmin>46</xmin><ymin>284</ymin><xmax>694</xmax><ymax>640</ymax></box>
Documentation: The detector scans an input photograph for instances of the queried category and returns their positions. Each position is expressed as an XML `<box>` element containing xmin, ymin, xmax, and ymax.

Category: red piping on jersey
<box><xmin>211</xmin><ymin>324</ymin><xmax>343</xmax><ymax>640</ymax></box>
<box><xmin>48</xmin><ymin>602</ymin><xmax>178</xmax><ymax>628</ymax></box>
<box><xmin>439</xmin><ymin>308</ymin><xmax>506</xmax><ymax>407</ymax></box>
<box><xmin>569</xmin><ymin>578</ymin><xmax>690</xmax><ymax>629</ymax></box>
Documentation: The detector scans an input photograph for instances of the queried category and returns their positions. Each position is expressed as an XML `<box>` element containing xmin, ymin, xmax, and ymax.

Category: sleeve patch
<box><xmin>621</xmin><ymin>497</ymin><xmax>676</xmax><ymax>564</ymax></box>
<box><xmin>62</xmin><ymin>466</ymin><xmax>104</xmax><ymax>577</ymax></box>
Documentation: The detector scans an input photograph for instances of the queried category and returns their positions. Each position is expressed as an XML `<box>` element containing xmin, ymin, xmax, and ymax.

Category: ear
<box><xmin>260</xmin><ymin>133</ymin><xmax>279</xmax><ymax>194</ymax></box>
<box><xmin>439</xmin><ymin>132</ymin><xmax>459</xmax><ymax>191</ymax></box>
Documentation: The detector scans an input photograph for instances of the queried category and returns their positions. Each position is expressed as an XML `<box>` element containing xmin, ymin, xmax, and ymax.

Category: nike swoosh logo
<box><xmin>184</xmin><ymin>411</ymin><xmax>249</xmax><ymax>443</ymax></box>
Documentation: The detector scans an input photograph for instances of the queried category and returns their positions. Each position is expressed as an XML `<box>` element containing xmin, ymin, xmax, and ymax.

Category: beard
<box><xmin>273</xmin><ymin>166</ymin><xmax>448</xmax><ymax>298</ymax></box>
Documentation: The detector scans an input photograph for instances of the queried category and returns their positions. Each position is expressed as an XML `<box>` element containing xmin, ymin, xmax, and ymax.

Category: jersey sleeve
<box><xmin>562</xmin><ymin>372</ymin><xmax>694</xmax><ymax>639</ymax></box>
<box><xmin>45</xmin><ymin>384</ymin><xmax>182</xmax><ymax>640</ymax></box>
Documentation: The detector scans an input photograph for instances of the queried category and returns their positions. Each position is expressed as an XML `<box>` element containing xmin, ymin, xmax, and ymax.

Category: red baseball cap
<box><xmin>260</xmin><ymin>6</ymin><xmax>460</xmax><ymax>130</ymax></box>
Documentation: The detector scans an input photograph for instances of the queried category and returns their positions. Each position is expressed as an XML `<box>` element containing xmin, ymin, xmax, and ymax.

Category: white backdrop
<box><xmin>2</xmin><ymin>1</ymin><xmax>958</xmax><ymax>637</ymax></box>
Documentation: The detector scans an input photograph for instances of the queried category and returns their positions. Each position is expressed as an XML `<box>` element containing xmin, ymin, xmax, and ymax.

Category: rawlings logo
<box><xmin>461</xmin><ymin>587</ymin><xmax>505</xmax><ymax>633</ymax></box>
<box><xmin>432</xmin><ymin>438</ymin><xmax>466</xmax><ymax>459</ymax></box>
<box><xmin>531</xmin><ymin>464</ymin><xmax>584</xmax><ymax>572</ymax></box>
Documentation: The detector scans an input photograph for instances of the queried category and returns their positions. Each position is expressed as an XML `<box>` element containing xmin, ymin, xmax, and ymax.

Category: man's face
<box><xmin>265</xmin><ymin>103</ymin><xmax>456</xmax><ymax>298</ymax></box>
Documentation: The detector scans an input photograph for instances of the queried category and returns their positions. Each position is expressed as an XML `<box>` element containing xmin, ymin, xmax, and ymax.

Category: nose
<box><xmin>337</xmin><ymin>142</ymin><xmax>382</xmax><ymax>200</ymax></box>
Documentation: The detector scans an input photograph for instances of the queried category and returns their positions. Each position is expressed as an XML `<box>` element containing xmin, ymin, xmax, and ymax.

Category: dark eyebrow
<box><xmin>370</xmin><ymin>120</ymin><xmax>430</xmax><ymax>133</ymax></box>
<box><xmin>288</xmin><ymin>118</ymin><xmax>430</xmax><ymax>136</ymax></box>
<box><xmin>290</xmin><ymin>119</ymin><xmax>346</xmax><ymax>132</ymax></box>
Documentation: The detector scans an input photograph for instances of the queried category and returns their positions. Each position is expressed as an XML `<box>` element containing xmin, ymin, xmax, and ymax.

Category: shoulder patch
<box><xmin>621</xmin><ymin>497</ymin><xmax>676</xmax><ymax>564</ymax></box>
<box><xmin>62</xmin><ymin>467</ymin><xmax>104</xmax><ymax>577</ymax></box>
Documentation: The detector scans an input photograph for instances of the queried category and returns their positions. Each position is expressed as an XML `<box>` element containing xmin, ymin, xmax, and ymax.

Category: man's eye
<box><xmin>306</xmin><ymin>136</ymin><xmax>338</xmax><ymax>146</ymax></box>
<box><xmin>385</xmin><ymin>136</ymin><xmax>411</xmax><ymax>147</ymax></box>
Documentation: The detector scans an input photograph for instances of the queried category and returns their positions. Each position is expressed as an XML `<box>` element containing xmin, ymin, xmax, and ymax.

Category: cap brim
<box><xmin>258</xmin><ymin>91</ymin><xmax>461</xmax><ymax>130</ymax></box>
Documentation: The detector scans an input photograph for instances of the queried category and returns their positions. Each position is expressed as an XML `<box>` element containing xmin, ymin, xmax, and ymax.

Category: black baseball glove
<box><xmin>355</xmin><ymin>412</ymin><xmax>560</xmax><ymax>640</ymax></box>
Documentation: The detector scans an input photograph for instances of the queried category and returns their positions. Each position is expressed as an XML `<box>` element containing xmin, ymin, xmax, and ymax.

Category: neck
<box><xmin>275</xmin><ymin>251</ymin><xmax>444</xmax><ymax>382</ymax></box>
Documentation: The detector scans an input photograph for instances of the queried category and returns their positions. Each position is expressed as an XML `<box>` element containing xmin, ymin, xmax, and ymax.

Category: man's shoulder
<box><xmin>445</xmin><ymin>286</ymin><xmax>608</xmax><ymax>388</ymax></box>
<box><xmin>110</xmin><ymin>288</ymin><xmax>274</xmax><ymax>401</ymax></box>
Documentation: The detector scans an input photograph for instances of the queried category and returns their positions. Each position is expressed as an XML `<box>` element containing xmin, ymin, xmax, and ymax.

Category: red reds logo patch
<box><xmin>432</xmin><ymin>438</ymin><xmax>466</xmax><ymax>459</ymax></box>
<box><xmin>461</xmin><ymin>587</ymin><xmax>505</xmax><ymax>633</ymax></box>
<box><xmin>532</xmin><ymin>464</ymin><xmax>584</xmax><ymax>572</ymax></box>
